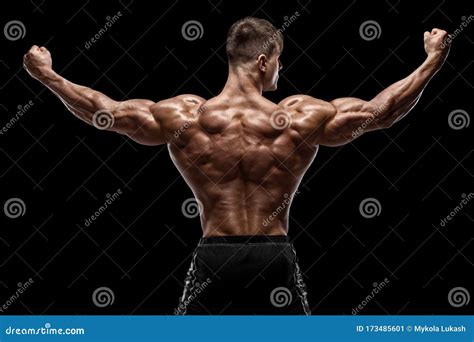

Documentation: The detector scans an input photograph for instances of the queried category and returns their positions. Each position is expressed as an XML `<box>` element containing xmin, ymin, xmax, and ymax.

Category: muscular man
<box><xmin>23</xmin><ymin>17</ymin><xmax>450</xmax><ymax>315</ymax></box>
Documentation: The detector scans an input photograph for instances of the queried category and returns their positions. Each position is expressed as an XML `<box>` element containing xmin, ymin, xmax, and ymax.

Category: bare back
<box><xmin>156</xmin><ymin>94</ymin><xmax>333</xmax><ymax>236</ymax></box>
<box><xmin>23</xmin><ymin>26</ymin><xmax>449</xmax><ymax>237</ymax></box>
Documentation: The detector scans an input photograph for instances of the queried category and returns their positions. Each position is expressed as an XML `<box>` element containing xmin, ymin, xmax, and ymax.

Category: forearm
<box><xmin>370</xmin><ymin>51</ymin><xmax>446</xmax><ymax>126</ymax></box>
<box><xmin>23</xmin><ymin>46</ymin><xmax>166</xmax><ymax>143</ymax></box>
<box><xmin>37</xmin><ymin>68</ymin><xmax>117</xmax><ymax>125</ymax></box>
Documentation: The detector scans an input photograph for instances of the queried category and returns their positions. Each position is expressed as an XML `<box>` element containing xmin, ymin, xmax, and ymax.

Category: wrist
<box><xmin>37</xmin><ymin>67</ymin><xmax>59</xmax><ymax>84</ymax></box>
<box><xmin>426</xmin><ymin>50</ymin><xmax>446</xmax><ymax>69</ymax></box>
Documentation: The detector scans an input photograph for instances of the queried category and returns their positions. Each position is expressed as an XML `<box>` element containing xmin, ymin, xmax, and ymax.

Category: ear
<box><xmin>257</xmin><ymin>54</ymin><xmax>267</xmax><ymax>72</ymax></box>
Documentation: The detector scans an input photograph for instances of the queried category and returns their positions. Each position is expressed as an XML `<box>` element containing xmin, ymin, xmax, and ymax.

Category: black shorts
<box><xmin>175</xmin><ymin>235</ymin><xmax>311</xmax><ymax>315</ymax></box>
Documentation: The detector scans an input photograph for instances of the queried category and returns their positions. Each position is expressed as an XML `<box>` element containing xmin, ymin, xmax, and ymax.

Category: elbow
<box><xmin>90</xmin><ymin>92</ymin><xmax>109</xmax><ymax>110</ymax></box>
<box><xmin>381</xmin><ymin>106</ymin><xmax>413</xmax><ymax>128</ymax></box>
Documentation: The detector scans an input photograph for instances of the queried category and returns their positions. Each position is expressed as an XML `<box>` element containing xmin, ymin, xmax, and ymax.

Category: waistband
<box><xmin>199</xmin><ymin>235</ymin><xmax>289</xmax><ymax>245</ymax></box>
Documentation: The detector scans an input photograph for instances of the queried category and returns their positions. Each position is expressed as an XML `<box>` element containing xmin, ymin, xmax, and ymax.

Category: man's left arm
<box><xmin>291</xmin><ymin>29</ymin><xmax>450</xmax><ymax>147</ymax></box>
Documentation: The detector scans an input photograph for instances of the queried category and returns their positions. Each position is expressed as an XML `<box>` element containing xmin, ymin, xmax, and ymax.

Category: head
<box><xmin>226</xmin><ymin>17</ymin><xmax>283</xmax><ymax>91</ymax></box>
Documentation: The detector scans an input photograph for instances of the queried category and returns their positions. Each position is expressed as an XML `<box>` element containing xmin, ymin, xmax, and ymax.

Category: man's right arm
<box><xmin>23</xmin><ymin>45</ymin><xmax>204</xmax><ymax>146</ymax></box>
<box><xmin>296</xmin><ymin>28</ymin><xmax>450</xmax><ymax>147</ymax></box>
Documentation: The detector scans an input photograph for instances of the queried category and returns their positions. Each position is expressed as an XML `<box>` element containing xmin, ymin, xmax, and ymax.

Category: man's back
<box><xmin>22</xmin><ymin>22</ymin><xmax>449</xmax><ymax>239</ymax></box>
<box><xmin>22</xmin><ymin>15</ymin><xmax>449</xmax><ymax>314</ymax></box>
<box><xmin>162</xmin><ymin>94</ymin><xmax>322</xmax><ymax>236</ymax></box>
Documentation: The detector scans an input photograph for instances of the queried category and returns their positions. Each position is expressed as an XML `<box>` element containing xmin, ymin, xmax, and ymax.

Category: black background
<box><xmin>0</xmin><ymin>0</ymin><xmax>472</xmax><ymax>315</ymax></box>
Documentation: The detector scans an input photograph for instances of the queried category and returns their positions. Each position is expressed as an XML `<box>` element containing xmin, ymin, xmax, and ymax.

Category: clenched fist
<box><xmin>23</xmin><ymin>45</ymin><xmax>53</xmax><ymax>81</ymax></box>
<box><xmin>424</xmin><ymin>28</ymin><xmax>450</xmax><ymax>57</ymax></box>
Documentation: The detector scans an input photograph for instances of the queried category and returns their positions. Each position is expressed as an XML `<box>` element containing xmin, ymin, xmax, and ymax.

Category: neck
<box><xmin>221</xmin><ymin>65</ymin><xmax>263</xmax><ymax>96</ymax></box>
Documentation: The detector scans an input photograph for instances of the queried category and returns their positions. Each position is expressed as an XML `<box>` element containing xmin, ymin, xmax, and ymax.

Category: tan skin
<box><xmin>24</xmin><ymin>29</ymin><xmax>450</xmax><ymax>237</ymax></box>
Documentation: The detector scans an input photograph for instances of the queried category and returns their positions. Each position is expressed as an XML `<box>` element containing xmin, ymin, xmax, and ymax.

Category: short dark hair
<box><xmin>226</xmin><ymin>17</ymin><xmax>283</xmax><ymax>66</ymax></box>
